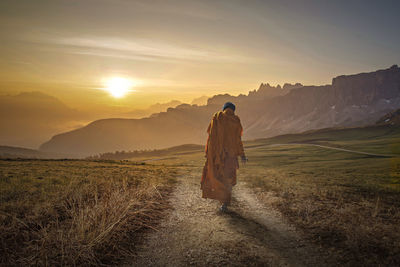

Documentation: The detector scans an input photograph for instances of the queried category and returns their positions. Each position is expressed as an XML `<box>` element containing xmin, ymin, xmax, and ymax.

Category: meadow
<box><xmin>1</xmin><ymin>125</ymin><xmax>400</xmax><ymax>266</ymax></box>
<box><xmin>136</xmin><ymin>125</ymin><xmax>400</xmax><ymax>265</ymax></box>
<box><xmin>0</xmin><ymin>159</ymin><xmax>177</xmax><ymax>266</ymax></box>
<box><xmin>239</xmin><ymin>126</ymin><xmax>400</xmax><ymax>265</ymax></box>
<box><xmin>242</xmin><ymin>146</ymin><xmax>400</xmax><ymax>265</ymax></box>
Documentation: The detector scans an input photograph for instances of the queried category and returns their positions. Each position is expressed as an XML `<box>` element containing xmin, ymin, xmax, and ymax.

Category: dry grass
<box><xmin>0</xmin><ymin>159</ymin><xmax>177</xmax><ymax>266</ymax></box>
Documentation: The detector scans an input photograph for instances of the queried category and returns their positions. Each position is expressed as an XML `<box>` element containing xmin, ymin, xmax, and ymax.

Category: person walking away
<box><xmin>201</xmin><ymin>102</ymin><xmax>247</xmax><ymax>212</ymax></box>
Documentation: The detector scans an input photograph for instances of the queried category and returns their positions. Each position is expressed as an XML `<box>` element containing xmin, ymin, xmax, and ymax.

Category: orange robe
<box><xmin>201</xmin><ymin>109</ymin><xmax>245</xmax><ymax>204</ymax></box>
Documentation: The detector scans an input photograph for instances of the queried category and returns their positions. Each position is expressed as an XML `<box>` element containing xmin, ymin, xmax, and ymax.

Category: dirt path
<box><xmin>292</xmin><ymin>143</ymin><xmax>393</xmax><ymax>158</ymax></box>
<box><xmin>254</xmin><ymin>143</ymin><xmax>393</xmax><ymax>158</ymax></box>
<box><xmin>129</xmin><ymin>166</ymin><xmax>336</xmax><ymax>266</ymax></box>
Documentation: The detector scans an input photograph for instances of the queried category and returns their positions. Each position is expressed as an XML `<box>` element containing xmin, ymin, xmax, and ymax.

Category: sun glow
<box><xmin>104</xmin><ymin>77</ymin><xmax>135</xmax><ymax>98</ymax></box>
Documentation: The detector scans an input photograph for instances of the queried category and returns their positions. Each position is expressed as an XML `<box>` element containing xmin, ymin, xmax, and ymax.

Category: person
<box><xmin>201</xmin><ymin>102</ymin><xmax>247</xmax><ymax>212</ymax></box>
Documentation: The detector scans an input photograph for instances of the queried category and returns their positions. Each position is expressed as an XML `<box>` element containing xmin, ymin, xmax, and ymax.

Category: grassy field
<box><xmin>255</xmin><ymin>124</ymin><xmax>400</xmax><ymax>156</ymax></box>
<box><xmin>1</xmin><ymin>125</ymin><xmax>400</xmax><ymax>266</ymax></box>
<box><xmin>240</xmin><ymin>126</ymin><xmax>400</xmax><ymax>265</ymax></box>
<box><xmin>0</xmin><ymin>159</ymin><xmax>178</xmax><ymax>266</ymax></box>
<box><xmin>138</xmin><ymin>125</ymin><xmax>400</xmax><ymax>266</ymax></box>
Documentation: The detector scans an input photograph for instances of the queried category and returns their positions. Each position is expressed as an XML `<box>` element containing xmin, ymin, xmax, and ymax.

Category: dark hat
<box><xmin>223</xmin><ymin>102</ymin><xmax>235</xmax><ymax>111</ymax></box>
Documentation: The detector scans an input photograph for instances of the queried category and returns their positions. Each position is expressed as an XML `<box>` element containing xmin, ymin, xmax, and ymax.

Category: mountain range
<box><xmin>39</xmin><ymin>65</ymin><xmax>400</xmax><ymax>157</ymax></box>
<box><xmin>0</xmin><ymin>92</ymin><xmax>85</xmax><ymax>148</ymax></box>
<box><xmin>121</xmin><ymin>100</ymin><xmax>184</xmax><ymax>119</ymax></box>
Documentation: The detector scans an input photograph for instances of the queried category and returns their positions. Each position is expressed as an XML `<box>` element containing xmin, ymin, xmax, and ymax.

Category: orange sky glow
<box><xmin>1</xmin><ymin>0</ymin><xmax>399</xmax><ymax>112</ymax></box>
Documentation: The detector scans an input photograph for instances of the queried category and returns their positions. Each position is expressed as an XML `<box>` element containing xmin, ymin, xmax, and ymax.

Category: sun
<box><xmin>104</xmin><ymin>77</ymin><xmax>134</xmax><ymax>98</ymax></box>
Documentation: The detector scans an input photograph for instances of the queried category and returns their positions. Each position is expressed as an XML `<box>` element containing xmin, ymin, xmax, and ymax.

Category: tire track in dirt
<box><xmin>129</xmin><ymin>168</ymin><xmax>335</xmax><ymax>266</ymax></box>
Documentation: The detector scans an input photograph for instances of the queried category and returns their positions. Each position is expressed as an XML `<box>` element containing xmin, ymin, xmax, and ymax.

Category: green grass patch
<box><xmin>240</xmin><ymin>127</ymin><xmax>400</xmax><ymax>265</ymax></box>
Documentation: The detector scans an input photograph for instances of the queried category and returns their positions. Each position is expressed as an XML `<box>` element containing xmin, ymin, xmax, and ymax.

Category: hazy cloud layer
<box><xmin>31</xmin><ymin>35</ymin><xmax>252</xmax><ymax>63</ymax></box>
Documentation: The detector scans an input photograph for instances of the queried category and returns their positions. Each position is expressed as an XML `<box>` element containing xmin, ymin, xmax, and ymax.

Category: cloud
<box><xmin>25</xmin><ymin>33</ymin><xmax>251</xmax><ymax>63</ymax></box>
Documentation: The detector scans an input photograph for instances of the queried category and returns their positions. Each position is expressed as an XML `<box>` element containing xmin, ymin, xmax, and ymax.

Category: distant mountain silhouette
<box><xmin>40</xmin><ymin>103</ymin><xmax>214</xmax><ymax>157</ymax></box>
<box><xmin>40</xmin><ymin>65</ymin><xmax>400</xmax><ymax>157</ymax></box>
<box><xmin>191</xmin><ymin>95</ymin><xmax>209</xmax><ymax>106</ymax></box>
<box><xmin>0</xmin><ymin>145</ymin><xmax>70</xmax><ymax>159</ymax></box>
<box><xmin>0</xmin><ymin>92</ymin><xmax>85</xmax><ymax>148</ymax></box>
<box><xmin>122</xmin><ymin>100</ymin><xmax>183</xmax><ymax>118</ymax></box>
<box><xmin>0</xmin><ymin>145</ymin><xmax>45</xmax><ymax>158</ymax></box>
<box><xmin>120</xmin><ymin>97</ymin><xmax>211</xmax><ymax>119</ymax></box>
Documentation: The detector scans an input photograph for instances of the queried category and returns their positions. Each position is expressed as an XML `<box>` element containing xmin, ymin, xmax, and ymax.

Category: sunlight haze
<box><xmin>1</xmin><ymin>0</ymin><xmax>399</xmax><ymax>112</ymax></box>
<box><xmin>0</xmin><ymin>0</ymin><xmax>400</xmax><ymax>148</ymax></box>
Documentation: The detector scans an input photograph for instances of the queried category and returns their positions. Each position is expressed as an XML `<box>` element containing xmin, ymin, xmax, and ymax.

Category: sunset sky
<box><xmin>1</xmin><ymin>0</ymin><xmax>399</xmax><ymax>111</ymax></box>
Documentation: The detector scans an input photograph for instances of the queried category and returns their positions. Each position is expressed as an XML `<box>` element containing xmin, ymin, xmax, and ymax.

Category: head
<box><xmin>223</xmin><ymin>102</ymin><xmax>236</xmax><ymax>112</ymax></box>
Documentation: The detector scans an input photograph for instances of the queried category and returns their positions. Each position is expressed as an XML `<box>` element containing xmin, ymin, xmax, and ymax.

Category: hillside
<box><xmin>0</xmin><ymin>145</ymin><xmax>72</xmax><ymax>159</ymax></box>
<box><xmin>41</xmin><ymin>104</ymin><xmax>213</xmax><ymax>157</ymax></box>
<box><xmin>376</xmin><ymin>107</ymin><xmax>400</xmax><ymax>125</ymax></box>
<box><xmin>0</xmin><ymin>146</ymin><xmax>46</xmax><ymax>159</ymax></box>
<box><xmin>40</xmin><ymin>65</ymin><xmax>400</xmax><ymax>157</ymax></box>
